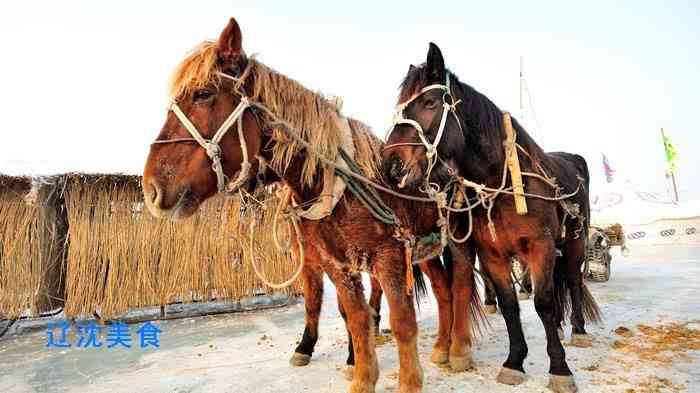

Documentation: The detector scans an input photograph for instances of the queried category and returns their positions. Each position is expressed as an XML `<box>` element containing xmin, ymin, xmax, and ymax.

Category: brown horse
<box><xmin>142</xmin><ymin>19</ymin><xmax>481</xmax><ymax>393</ymax></box>
<box><xmin>382</xmin><ymin>43</ymin><xmax>601</xmax><ymax>393</ymax></box>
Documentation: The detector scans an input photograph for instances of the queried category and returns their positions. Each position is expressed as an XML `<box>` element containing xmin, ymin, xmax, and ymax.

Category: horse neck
<box><xmin>508</xmin><ymin>118</ymin><xmax>548</xmax><ymax>171</ymax></box>
<box><xmin>453</xmin><ymin>83</ymin><xmax>547</xmax><ymax>187</ymax></box>
<box><xmin>452</xmin><ymin>83</ymin><xmax>507</xmax><ymax>185</ymax></box>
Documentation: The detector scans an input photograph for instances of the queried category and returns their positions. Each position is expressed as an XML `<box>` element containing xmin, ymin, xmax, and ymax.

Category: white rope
<box><xmin>249</xmin><ymin>189</ymin><xmax>306</xmax><ymax>289</ymax></box>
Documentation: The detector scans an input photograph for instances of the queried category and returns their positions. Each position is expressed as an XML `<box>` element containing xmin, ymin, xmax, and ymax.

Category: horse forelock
<box><xmin>169</xmin><ymin>41</ymin><xmax>222</xmax><ymax>101</ymax></box>
<box><xmin>398</xmin><ymin>64</ymin><xmax>431</xmax><ymax>103</ymax></box>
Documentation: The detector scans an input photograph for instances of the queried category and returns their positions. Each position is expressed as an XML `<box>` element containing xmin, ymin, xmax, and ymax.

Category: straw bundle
<box><xmin>0</xmin><ymin>175</ymin><xmax>67</xmax><ymax>318</ymax></box>
<box><xmin>63</xmin><ymin>174</ymin><xmax>301</xmax><ymax>319</ymax></box>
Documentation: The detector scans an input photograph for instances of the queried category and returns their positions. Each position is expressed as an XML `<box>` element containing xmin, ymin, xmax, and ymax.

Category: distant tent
<box><xmin>591</xmin><ymin>181</ymin><xmax>700</xmax><ymax>245</ymax></box>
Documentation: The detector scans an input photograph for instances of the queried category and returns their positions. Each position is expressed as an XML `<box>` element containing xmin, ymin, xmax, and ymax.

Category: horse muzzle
<box><xmin>382</xmin><ymin>154</ymin><xmax>423</xmax><ymax>191</ymax></box>
<box><xmin>143</xmin><ymin>179</ymin><xmax>200</xmax><ymax>221</ymax></box>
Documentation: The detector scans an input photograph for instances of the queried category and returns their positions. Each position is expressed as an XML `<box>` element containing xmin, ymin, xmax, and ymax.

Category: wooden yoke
<box><xmin>503</xmin><ymin>112</ymin><xmax>528</xmax><ymax>215</ymax></box>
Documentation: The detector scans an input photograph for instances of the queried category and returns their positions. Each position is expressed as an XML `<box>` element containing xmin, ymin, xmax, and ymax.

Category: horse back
<box><xmin>543</xmin><ymin>151</ymin><xmax>591</xmax><ymax>221</ymax></box>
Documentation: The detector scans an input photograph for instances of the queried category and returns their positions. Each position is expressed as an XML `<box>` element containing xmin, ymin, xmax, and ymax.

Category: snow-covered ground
<box><xmin>1</xmin><ymin>245</ymin><xmax>699</xmax><ymax>393</ymax></box>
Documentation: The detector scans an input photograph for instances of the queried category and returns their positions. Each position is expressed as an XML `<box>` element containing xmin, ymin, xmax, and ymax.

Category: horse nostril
<box><xmin>389</xmin><ymin>157</ymin><xmax>403</xmax><ymax>180</ymax></box>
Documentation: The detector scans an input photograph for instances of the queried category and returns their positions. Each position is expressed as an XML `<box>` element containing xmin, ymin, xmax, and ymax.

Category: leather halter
<box><xmin>151</xmin><ymin>72</ymin><xmax>252</xmax><ymax>193</ymax></box>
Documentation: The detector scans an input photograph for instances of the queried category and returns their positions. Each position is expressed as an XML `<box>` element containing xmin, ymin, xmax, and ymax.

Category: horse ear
<box><xmin>408</xmin><ymin>64</ymin><xmax>417</xmax><ymax>73</ymax></box>
<box><xmin>218</xmin><ymin>18</ymin><xmax>243</xmax><ymax>62</ymax></box>
<box><xmin>426</xmin><ymin>42</ymin><xmax>445</xmax><ymax>82</ymax></box>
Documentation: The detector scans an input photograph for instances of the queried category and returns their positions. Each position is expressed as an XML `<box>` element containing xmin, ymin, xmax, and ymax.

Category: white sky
<box><xmin>1</xmin><ymin>1</ymin><xmax>698</xmax><ymax>200</ymax></box>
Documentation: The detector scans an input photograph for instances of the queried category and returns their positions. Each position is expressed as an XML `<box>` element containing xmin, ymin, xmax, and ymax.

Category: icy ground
<box><xmin>1</xmin><ymin>246</ymin><xmax>699</xmax><ymax>393</ymax></box>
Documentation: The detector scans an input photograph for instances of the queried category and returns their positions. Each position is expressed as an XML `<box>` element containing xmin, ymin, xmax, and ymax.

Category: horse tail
<box><xmin>412</xmin><ymin>264</ymin><xmax>428</xmax><ymax>311</ymax></box>
<box><xmin>468</xmin><ymin>264</ymin><xmax>488</xmax><ymax>340</ymax></box>
<box><xmin>442</xmin><ymin>246</ymin><xmax>454</xmax><ymax>285</ymax></box>
<box><xmin>553</xmin><ymin>256</ymin><xmax>572</xmax><ymax>322</ymax></box>
<box><xmin>553</xmin><ymin>254</ymin><xmax>603</xmax><ymax>325</ymax></box>
<box><xmin>580</xmin><ymin>279</ymin><xmax>603</xmax><ymax>324</ymax></box>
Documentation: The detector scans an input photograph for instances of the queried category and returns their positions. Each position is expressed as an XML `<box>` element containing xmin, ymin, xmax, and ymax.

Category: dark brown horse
<box><xmin>382</xmin><ymin>43</ymin><xmax>601</xmax><ymax>393</ymax></box>
<box><xmin>142</xmin><ymin>19</ymin><xmax>481</xmax><ymax>393</ymax></box>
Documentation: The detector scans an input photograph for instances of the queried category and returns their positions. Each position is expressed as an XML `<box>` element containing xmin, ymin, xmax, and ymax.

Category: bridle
<box><xmin>384</xmin><ymin>72</ymin><xmax>462</xmax><ymax>175</ymax></box>
<box><xmin>151</xmin><ymin>72</ymin><xmax>253</xmax><ymax>193</ymax></box>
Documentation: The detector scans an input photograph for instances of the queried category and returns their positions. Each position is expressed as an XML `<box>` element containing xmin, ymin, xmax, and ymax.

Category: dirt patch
<box><xmin>375</xmin><ymin>333</ymin><xmax>393</xmax><ymax>347</ymax></box>
<box><xmin>614</xmin><ymin>326</ymin><xmax>634</xmax><ymax>337</ymax></box>
<box><xmin>611</xmin><ymin>321</ymin><xmax>700</xmax><ymax>364</ymax></box>
<box><xmin>624</xmin><ymin>376</ymin><xmax>686</xmax><ymax>393</ymax></box>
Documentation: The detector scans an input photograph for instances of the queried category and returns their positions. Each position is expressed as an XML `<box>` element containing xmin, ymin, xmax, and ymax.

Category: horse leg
<box><xmin>527</xmin><ymin>242</ymin><xmax>577</xmax><ymax>393</ymax></box>
<box><xmin>368</xmin><ymin>276</ymin><xmax>383</xmax><ymax>335</ymax></box>
<box><xmin>375</xmin><ymin>253</ymin><xmax>423</xmax><ymax>393</ymax></box>
<box><xmin>338</xmin><ymin>294</ymin><xmax>356</xmax><ymax>373</ymax></box>
<box><xmin>480</xmin><ymin>252</ymin><xmax>528</xmax><ymax>386</ymax></box>
<box><xmin>291</xmin><ymin>261</ymin><xmax>324</xmax><ymax>366</ymax></box>
<box><xmin>337</xmin><ymin>284</ymin><xmax>378</xmax><ymax>393</ymax></box>
<box><xmin>417</xmin><ymin>258</ymin><xmax>452</xmax><ymax>365</ymax></box>
<box><xmin>482</xmin><ymin>260</ymin><xmax>498</xmax><ymax>314</ymax></box>
<box><xmin>341</xmin><ymin>277</ymin><xmax>382</xmax><ymax>377</ymax></box>
<box><xmin>483</xmin><ymin>284</ymin><xmax>498</xmax><ymax>314</ymax></box>
<box><xmin>564</xmin><ymin>239</ymin><xmax>599</xmax><ymax>348</ymax></box>
<box><xmin>446</xmin><ymin>244</ymin><xmax>476</xmax><ymax>372</ymax></box>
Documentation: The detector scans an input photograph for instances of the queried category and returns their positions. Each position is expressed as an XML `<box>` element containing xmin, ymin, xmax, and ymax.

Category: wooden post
<box><xmin>504</xmin><ymin>112</ymin><xmax>528</xmax><ymax>215</ymax></box>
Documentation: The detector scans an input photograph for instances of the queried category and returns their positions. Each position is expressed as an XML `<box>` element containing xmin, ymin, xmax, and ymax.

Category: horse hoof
<box><xmin>342</xmin><ymin>365</ymin><xmax>354</xmax><ymax>381</ymax></box>
<box><xmin>570</xmin><ymin>333</ymin><xmax>593</xmax><ymax>348</ymax></box>
<box><xmin>289</xmin><ymin>352</ymin><xmax>311</xmax><ymax>367</ymax></box>
<box><xmin>517</xmin><ymin>292</ymin><xmax>531</xmax><ymax>300</ymax></box>
<box><xmin>496</xmin><ymin>367</ymin><xmax>526</xmax><ymax>385</ymax></box>
<box><xmin>449</xmin><ymin>354</ymin><xmax>473</xmax><ymax>372</ymax></box>
<box><xmin>397</xmin><ymin>383</ymin><xmax>423</xmax><ymax>393</ymax></box>
<box><xmin>484</xmin><ymin>304</ymin><xmax>498</xmax><ymax>314</ymax></box>
<box><xmin>547</xmin><ymin>374</ymin><xmax>578</xmax><ymax>393</ymax></box>
<box><xmin>430</xmin><ymin>348</ymin><xmax>449</xmax><ymax>365</ymax></box>
<box><xmin>349</xmin><ymin>374</ymin><xmax>375</xmax><ymax>393</ymax></box>
<box><xmin>558</xmin><ymin>327</ymin><xmax>565</xmax><ymax>341</ymax></box>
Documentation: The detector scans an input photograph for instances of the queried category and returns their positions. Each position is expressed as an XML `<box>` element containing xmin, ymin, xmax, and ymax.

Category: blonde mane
<box><xmin>168</xmin><ymin>41</ymin><xmax>380</xmax><ymax>187</ymax></box>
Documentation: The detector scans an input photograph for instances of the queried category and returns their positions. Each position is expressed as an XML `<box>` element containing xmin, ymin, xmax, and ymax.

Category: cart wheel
<box><xmin>589</xmin><ymin>251</ymin><xmax>611</xmax><ymax>282</ymax></box>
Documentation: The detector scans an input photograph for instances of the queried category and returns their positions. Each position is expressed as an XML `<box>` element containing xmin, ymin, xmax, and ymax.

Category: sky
<box><xmin>1</xmin><ymin>0</ymin><xmax>699</xmax><ymax>200</ymax></box>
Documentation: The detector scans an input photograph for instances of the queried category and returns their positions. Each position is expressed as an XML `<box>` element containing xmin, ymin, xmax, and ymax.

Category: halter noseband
<box><xmin>384</xmin><ymin>73</ymin><xmax>461</xmax><ymax>177</ymax></box>
<box><xmin>151</xmin><ymin>72</ymin><xmax>253</xmax><ymax>193</ymax></box>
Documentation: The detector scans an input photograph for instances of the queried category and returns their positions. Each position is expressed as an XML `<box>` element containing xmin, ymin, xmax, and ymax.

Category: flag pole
<box><xmin>661</xmin><ymin>128</ymin><xmax>679</xmax><ymax>203</ymax></box>
<box><xmin>671</xmin><ymin>171</ymin><xmax>679</xmax><ymax>203</ymax></box>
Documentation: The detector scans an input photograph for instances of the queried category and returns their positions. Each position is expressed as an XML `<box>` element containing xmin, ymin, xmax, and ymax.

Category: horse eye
<box><xmin>423</xmin><ymin>98</ymin><xmax>439</xmax><ymax>109</ymax></box>
<box><xmin>193</xmin><ymin>90</ymin><xmax>215</xmax><ymax>102</ymax></box>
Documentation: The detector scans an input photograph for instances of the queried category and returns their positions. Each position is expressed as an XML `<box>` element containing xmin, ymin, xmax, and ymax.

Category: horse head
<box><xmin>382</xmin><ymin>43</ymin><xmax>465</xmax><ymax>192</ymax></box>
<box><xmin>143</xmin><ymin>18</ymin><xmax>266</xmax><ymax>220</ymax></box>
